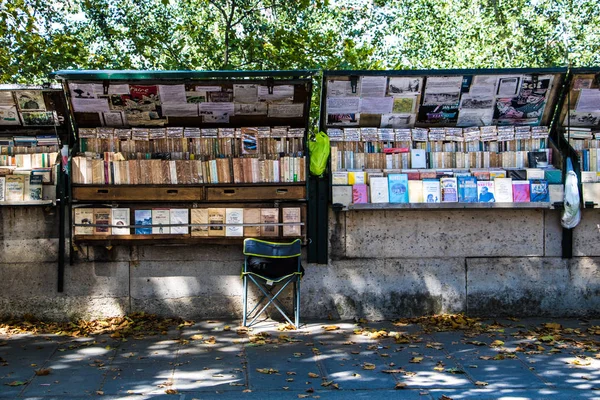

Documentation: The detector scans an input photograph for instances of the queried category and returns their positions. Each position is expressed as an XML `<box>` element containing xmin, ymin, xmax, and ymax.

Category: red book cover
<box><xmin>129</xmin><ymin>85</ymin><xmax>159</xmax><ymax>109</ymax></box>
<box><xmin>352</xmin><ymin>184</ymin><xmax>369</xmax><ymax>203</ymax></box>
<box><xmin>512</xmin><ymin>181</ymin><xmax>530</xmax><ymax>202</ymax></box>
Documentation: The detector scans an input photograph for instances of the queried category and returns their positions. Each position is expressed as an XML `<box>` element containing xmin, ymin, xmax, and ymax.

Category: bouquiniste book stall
<box><xmin>557</xmin><ymin>67</ymin><xmax>600</xmax><ymax>209</ymax></box>
<box><xmin>49</xmin><ymin>70</ymin><xmax>315</xmax><ymax>266</ymax></box>
<box><xmin>0</xmin><ymin>84</ymin><xmax>69</xmax><ymax>204</ymax></box>
<box><xmin>319</xmin><ymin>68</ymin><xmax>571</xmax><ymax>259</ymax></box>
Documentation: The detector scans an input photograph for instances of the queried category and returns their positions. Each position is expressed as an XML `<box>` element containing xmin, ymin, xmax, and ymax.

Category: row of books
<box><xmin>79</xmin><ymin>136</ymin><xmax>304</xmax><ymax>159</ymax></box>
<box><xmin>332</xmin><ymin>167</ymin><xmax>562</xmax><ymax>185</ymax></box>
<box><xmin>0</xmin><ymin>173</ymin><xmax>50</xmax><ymax>202</ymax></box>
<box><xmin>73</xmin><ymin>207</ymin><xmax>303</xmax><ymax>237</ymax></box>
<box><xmin>0</xmin><ymin>152</ymin><xmax>58</xmax><ymax>168</ymax></box>
<box><xmin>328</xmin><ymin>126</ymin><xmax>549</xmax><ymax>142</ymax></box>
<box><xmin>331</xmin><ymin>149</ymin><xmax>551</xmax><ymax>170</ymax></box>
<box><xmin>333</xmin><ymin>176</ymin><xmax>559</xmax><ymax>205</ymax></box>
<box><xmin>71</xmin><ymin>156</ymin><xmax>306</xmax><ymax>185</ymax></box>
<box><xmin>78</xmin><ymin>127</ymin><xmax>305</xmax><ymax>139</ymax></box>
<box><xmin>0</xmin><ymin>135</ymin><xmax>60</xmax><ymax>148</ymax></box>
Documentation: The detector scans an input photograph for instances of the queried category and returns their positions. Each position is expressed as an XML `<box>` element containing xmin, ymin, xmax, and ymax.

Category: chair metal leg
<box><xmin>247</xmin><ymin>276</ymin><xmax>296</xmax><ymax>327</ymax></box>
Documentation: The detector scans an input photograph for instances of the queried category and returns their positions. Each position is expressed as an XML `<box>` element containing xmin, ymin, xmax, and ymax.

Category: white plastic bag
<box><xmin>561</xmin><ymin>157</ymin><xmax>581</xmax><ymax>229</ymax></box>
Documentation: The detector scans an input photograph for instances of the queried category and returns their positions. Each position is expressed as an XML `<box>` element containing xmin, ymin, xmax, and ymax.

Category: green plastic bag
<box><xmin>308</xmin><ymin>131</ymin><xmax>330</xmax><ymax>177</ymax></box>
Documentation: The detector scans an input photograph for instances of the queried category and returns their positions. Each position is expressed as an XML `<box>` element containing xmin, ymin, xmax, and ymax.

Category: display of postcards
<box><xmin>418</xmin><ymin>104</ymin><xmax>459</xmax><ymax>124</ymax></box>
<box><xmin>493</xmin><ymin>97</ymin><xmax>546</xmax><ymax>125</ymax></box>
<box><xmin>0</xmin><ymin>106</ymin><xmax>19</xmax><ymax>125</ymax></box>
<box><xmin>21</xmin><ymin>111</ymin><xmax>58</xmax><ymax>126</ymax></box>
<box><xmin>380</xmin><ymin>113</ymin><xmax>413</xmax><ymax>128</ymax></box>
<box><xmin>563</xmin><ymin>111</ymin><xmax>600</xmax><ymax>127</ymax></box>
<box><xmin>0</xmin><ymin>91</ymin><xmax>15</xmax><ymax>105</ymax></box>
<box><xmin>327</xmin><ymin>113</ymin><xmax>360</xmax><ymax>126</ymax></box>
<box><xmin>208</xmin><ymin>90</ymin><xmax>233</xmax><ymax>102</ymax></box>
<box><xmin>15</xmin><ymin>91</ymin><xmax>46</xmax><ymax>111</ymax></box>
<box><xmin>388</xmin><ymin>77</ymin><xmax>422</xmax><ymax>95</ymax></box>
<box><xmin>129</xmin><ymin>85</ymin><xmax>160</xmax><ymax>110</ymax></box>
<box><xmin>392</xmin><ymin>96</ymin><xmax>416</xmax><ymax>113</ymax></box>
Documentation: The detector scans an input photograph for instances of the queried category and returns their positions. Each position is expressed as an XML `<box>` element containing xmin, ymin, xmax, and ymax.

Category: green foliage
<box><xmin>1</xmin><ymin>0</ymin><xmax>599</xmax><ymax>84</ymax></box>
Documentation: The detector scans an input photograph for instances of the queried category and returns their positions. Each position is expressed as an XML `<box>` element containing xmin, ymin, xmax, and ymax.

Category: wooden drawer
<box><xmin>206</xmin><ymin>185</ymin><xmax>306</xmax><ymax>201</ymax></box>
<box><xmin>72</xmin><ymin>186</ymin><xmax>204</xmax><ymax>201</ymax></box>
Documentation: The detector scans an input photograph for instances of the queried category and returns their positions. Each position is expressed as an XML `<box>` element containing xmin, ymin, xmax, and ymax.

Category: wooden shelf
<box><xmin>73</xmin><ymin>234</ymin><xmax>305</xmax><ymax>246</ymax></box>
<box><xmin>344</xmin><ymin>202</ymin><xmax>554</xmax><ymax>211</ymax></box>
<box><xmin>0</xmin><ymin>200</ymin><xmax>55</xmax><ymax>206</ymax></box>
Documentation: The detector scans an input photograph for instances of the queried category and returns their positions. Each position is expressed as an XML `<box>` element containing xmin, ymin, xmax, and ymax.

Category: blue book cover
<box><xmin>134</xmin><ymin>209</ymin><xmax>152</xmax><ymax>234</ymax></box>
<box><xmin>530</xmin><ymin>179</ymin><xmax>549</xmax><ymax>202</ymax></box>
<box><xmin>457</xmin><ymin>176</ymin><xmax>478</xmax><ymax>203</ymax></box>
<box><xmin>387</xmin><ymin>173</ymin><xmax>409</xmax><ymax>203</ymax></box>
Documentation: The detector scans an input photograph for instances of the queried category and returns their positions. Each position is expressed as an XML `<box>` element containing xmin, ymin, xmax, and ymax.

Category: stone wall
<box><xmin>0</xmin><ymin>205</ymin><xmax>598</xmax><ymax>321</ymax></box>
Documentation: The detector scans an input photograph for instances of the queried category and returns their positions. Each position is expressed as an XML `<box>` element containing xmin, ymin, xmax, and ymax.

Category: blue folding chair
<box><xmin>242</xmin><ymin>238</ymin><xmax>303</xmax><ymax>328</ymax></box>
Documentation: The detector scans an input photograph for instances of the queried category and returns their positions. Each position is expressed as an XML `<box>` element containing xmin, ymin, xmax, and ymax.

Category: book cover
<box><xmin>477</xmin><ymin>181</ymin><xmax>495</xmax><ymax>202</ymax></box>
<box><xmin>260</xmin><ymin>208</ymin><xmax>279</xmax><ymax>237</ymax></box>
<box><xmin>411</xmin><ymin>149</ymin><xmax>427</xmax><ymax>168</ymax></box>
<box><xmin>332</xmin><ymin>171</ymin><xmax>349</xmax><ymax>185</ymax></box>
<box><xmin>152</xmin><ymin>209</ymin><xmax>170</xmax><ymax>234</ymax></box>
<box><xmin>530</xmin><ymin>179</ymin><xmax>549</xmax><ymax>202</ymax></box>
<box><xmin>352</xmin><ymin>184</ymin><xmax>369</xmax><ymax>204</ymax></box>
<box><xmin>74</xmin><ymin>208</ymin><xmax>94</xmax><ymax>235</ymax></box>
<box><xmin>507</xmin><ymin>169</ymin><xmax>528</xmax><ymax>180</ymax></box>
<box><xmin>527</xmin><ymin>151</ymin><xmax>548</xmax><ymax>168</ymax></box>
<box><xmin>549</xmin><ymin>184</ymin><xmax>564</xmax><ymax>204</ymax></box>
<box><xmin>472</xmin><ymin>170</ymin><xmax>491</xmax><ymax>181</ymax></box>
<box><xmin>332</xmin><ymin>186</ymin><xmax>352</xmax><ymax>206</ymax></box>
<box><xmin>225</xmin><ymin>208</ymin><xmax>244</xmax><ymax>237</ymax></box>
<box><xmin>243</xmin><ymin>208</ymin><xmax>261</xmax><ymax>237</ymax></box>
<box><xmin>526</xmin><ymin>168</ymin><xmax>545</xmax><ymax>180</ymax></box>
<box><xmin>544</xmin><ymin>169</ymin><xmax>562</xmax><ymax>184</ymax></box>
<box><xmin>422</xmin><ymin>179</ymin><xmax>441</xmax><ymax>203</ymax></box>
<box><xmin>0</xmin><ymin>176</ymin><xmax>4</xmax><ymax>201</ymax></box>
<box><xmin>580</xmin><ymin>171</ymin><xmax>597</xmax><ymax>183</ymax></box>
<box><xmin>5</xmin><ymin>174</ymin><xmax>25</xmax><ymax>202</ymax></box>
<box><xmin>134</xmin><ymin>210</ymin><xmax>152</xmax><ymax>234</ymax></box>
<box><xmin>208</xmin><ymin>208</ymin><xmax>226</xmax><ymax>236</ymax></box>
<box><xmin>348</xmin><ymin>171</ymin><xmax>366</xmax><ymax>185</ymax></box>
<box><xmin>111</xmin><ymin>208</ymin><xmax>130</xmax><ymax>235</ymax></box>
<box><xmin>494</xmin><ymin>178</ymin><xmax>513</xmax><ymax>202</ymax></box>
<box><xmin>28</xmin><ymin>174</ymin><xmax>43</xmax><ymax>201</ymax></box>
<box><xmin>583</xmin><ymin>183</ymin><xmax>600</xmax><ymax>205</ymax></box>
<box><xmin>457</xmin><ymin>176</ymin><xmax>477</xmax><ymax>203</ymax></box>
<box><xmin>440</xmin><ymin>177</ymin><xmax>458</xmax><ymax>202</ymax></box>
<box><xmin>512</xmin><ymin>181</ymin><xmax>531</xmax><ymax>202</ymax></box>
<box><xmin>387</xmin><ymin>174</ymin><xmax>409</xmax><ymax>203</ymax></box>
<box><xmin>282</xmin><ymin>207</ymin><xmax>301</xmax><ymax>237</ymax></box>
<box><xmin>408</xmin><ymin>180</ymin><xmax>423</xmax><ymax>203</ymax></box>
<box><xmin>191</xmin><ymin>208</ymin><xmax>209</xmax><ymax>237</ymax></box>
<box><xmin>366</xmin><ymin>172</ymin><xmax>384</xmax><ymax>184</ymax></box>
<box><xmin>170</xmin><ymin>209</ymin><xmax>189</xmax><ymax>234</ymax></box>
<box><xmin>93</xmin><ymin>208</ymin><xmax>111</xmax><ymax>235</ymax></box>
<box><xmin>369</xmin><ymin>177</ymin><xmax>390</xmax><ymax>203</ymax></box>
<box><xmin>489</xmin><ymin>170</ymin><xmax>506</xmax><ymax>180</ymax></box>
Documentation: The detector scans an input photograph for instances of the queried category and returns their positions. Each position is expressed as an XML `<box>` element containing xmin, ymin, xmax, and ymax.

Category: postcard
<box><xmin>102</xmin><ymin>111</ymin><xmax>126</xmax><ymax>127</ymax></box>
<box><xmin>423</xmin><ymin>76</ymin><xmax>462</xmax><ymax>105</ymax></box>
<box><xmin>359</xmin><ymin>97</ymin><xmax>393</xmax><ymax>114</ymax></box>
<box><xmin>456</xmin><ymin>108</ymin><xmax>494</xmax><ymax>127</ymax></box>
<box><xmin>233</xmin><ymin>84</ymin><xmax>258</xmax><ymax>104</ymax></box>
<box><xmin>0</xmin><ymin>106</ymin><xmax>19</xmax><ymax>125</ymax></box>
<box><xmin>327</xmin><ymin>80</ymin><xmax>359</xmax><ymax>97</ymax></box>
<box><xmin>234</xmin><ymin>102</ymin><xmax>267</xmax><ymax>115</ymax></box>
<box><xmin>360</xmin><ymin>76</ymin><xmax>387</xmax><ymax>97</ymax></box>
<box><xmin>107</xmin><ymin>84</ymin><xmax>130</xmax><ymax>95</ymax></box>
<box><xmin>0</xmin><ymin>91</ymin><xmax>15</xmax><ymax>106</ymax></box>
<box><xmin>576</xmin><ymin>89</ymin><xmax>600</xmax><ymax>112</ymax></box>
<box><xmin>69</xmin><ymin>83</ymin><xmax>103</xmax><ymax>99</ymax></box>
<box><xmin>267</xmin><ymin>103</ymin><xmax>304</xmax><ymax>118</ymax></box>
<box><xmin>327</xmin><ymin>113</ymin><xmax>360</xmax><ymax>126</ymax></box>
<box><xmin>161</xmin><ymin>103</ymin><xmax>199</xmax><ymax>117</ymax></box>
<box><xmin>15</xmin><ymin>90</ymin><xmax>46</xmax><ymax>111</ymax></box>
<box><xmin>327</xmin><ymin>97</ymin><xmax>360</xmax><ymax>114</ymax></box>
<box><xmin>563</xmin><ymin>111</ymin><xmax>600</xmax><ymax>127</ymax></box>
<box><xmin>158</xmin><ymin>85</ymin><xmax>186</xmax><ymax>104</ymax></box>
<box><xmin>392</xmin><ymin>96</ymin><xmax>416</xmax><ymax>113</ymax></box>
<box><xmin>380</xmin><ymin>113</ymin><xmax>414</xmax><ymax>128</ymax></box>
<box><xmin>496</xmin><ymin>76</ymin><xmax>521</xmax><ymax>96</ymax></box>
<box><xmin>258</xmin><ymin>85</ymin><xmax>294</xmax><ymax>103</ymax></box>
<box><xmin>388</xmin><ymin>77</ymin><xmax>422</xmax><ymax>95</ymax></box>
<box><xmin>21</xmin><ymin>111</ymin><xmax>58</xmax><ymax>126</ymax></box>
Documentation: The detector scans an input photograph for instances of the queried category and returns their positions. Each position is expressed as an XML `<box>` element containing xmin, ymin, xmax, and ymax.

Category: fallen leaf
<box><xmin>475</xmin><ymin>381</ymin><xmax>488</xmax><ymax>386</ymax></box>
<box><xmin>545</xmin><ymin>323</ymin><xmax>562</xmax><ymax>330</ymax></box>
<box><xmin>165</xmin><ymin>389</ymin><xmax>178</xmax><ymax>394</ymax></box>
<box><xmin>440</xmin><ymin>395</ymin><xmax>453</xmax><ymax>400</ymax></box>
<box><xmin>362</xmin><ymin>363</ymin><xmax>376</xmax><ymax>370</ymax></box>
<box><xmin>283</xmin><ymin>387</ymin><xmax>289</xmax><ymax>390</ymax></box>
<box><xmin>243</xmin><ymin>389</ymin><xmax>252</xmax><ymax>393</ymax></box>
<box><xmin>322</xmin><ymin>325</ymin><xmax>340</xmax><ymax>331</ymax></box>
<box><xmin>223</xmin><ymin>325</ymin><xmax>231</xmax><ymax>331</ymax></box>
<box><xmin>409</xmin><ymin>357</ymin><xmax>423</xmax><ymax>363</ymax></box>
<box><xmin>256</xmin><ymin>368</ymin><xmax>279</xmax><ymax>374</ymax></box>
<box><xmin>306</xmin><ymin>387</ymin><xmax>314</xmax><ymax>393</ymax></box>
<box><xmin>446</xmin><ymin>367</ymin><xmax>465</xmax><ymax>374</ymax></box>
<box><xmin>34</xmin><ymin>368</ymin><xmax>52</xmax><ymax>376</ymax></box>
<box><xmin>190</xmin><ymin>334</ymin><xmax>204</xmax><ymax>340</ymax></box>
<box><xmin>96</xmin><ymin>390</ymin><xmax>104</xmax><ymax>395</ymax></box>
<box><xmin>382</xmin><ymin>369</ymin><xmax>404</xmax><ymax>374</ymax></box>
<box><xmin>308</xmin><ymin>372</ymin><xmax>319</xmax><ymax>378</ymax></box>
<box><xmin>298</xmin><ymin>395</ymin><xmax>309</xmax><ymax>399</ymax></box>
<box><xmin>204</xmin><ymin>336</ymin><xmax>216</xmax><ymax>345</ymax></box>
<box><xmin>490</xmin><ymin>340</ymin><xmax>505</xmax><ymax>347</ymax></box>
<box><xmin>321</xmin><ymin>381</ymin><xmax>333</xmax><ymax>387</ymax></box>
<box><xmin>395</xmin><ymin>382</ymin><xmax>407</xmax><ymax>389</ymax></box>
<box><xmin>331</xmin><ymin>383</ymin><xmax>340</xmax><ymax>389</ymax></box>
<box><xmin>5</xmin><ymin>381</ymin><xmax>28</xmax><ymax>386</ymax></box>
<box><xmin>287</xmin><ymin>371</ymin><xmax>297</xmax><ymax>375</ymax></box>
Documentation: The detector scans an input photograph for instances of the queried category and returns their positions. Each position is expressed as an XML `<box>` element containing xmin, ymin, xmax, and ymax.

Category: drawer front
<box><xmin>206</xmin><ymin>185</ymin><xmax>306</xmax><ymax>201</ymax></box>
<box><xmin>73</xmin><ymin>186</ymin><xmax>204</xmax><ymax>201</ymax></box>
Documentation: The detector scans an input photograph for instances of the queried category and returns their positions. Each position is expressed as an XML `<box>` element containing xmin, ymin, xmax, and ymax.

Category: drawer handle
<box><xmin>167</xmin><ymin>190</ymin><xmax>178</xmax><ymax>194</ymax></box>
<box><xmin>276</xmin><ymin>189</ymin><xmax>289</xmax><ymax>194</ymax></box>
<box><xmin>223</xmin><ymin>189</ymin><xmax>236</xmax><ymax>195</ymax></box>
<box><xmin>97</xmin><ymin>189</ymin><xmax>109</xmax><ymax>194</ymax></box>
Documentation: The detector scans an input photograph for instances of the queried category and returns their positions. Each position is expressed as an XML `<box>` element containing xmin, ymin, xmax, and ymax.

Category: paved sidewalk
<box><xmin>1</xmin><ymin>318</ymin><xmax>600</xmax><ymax>399</ymax></box>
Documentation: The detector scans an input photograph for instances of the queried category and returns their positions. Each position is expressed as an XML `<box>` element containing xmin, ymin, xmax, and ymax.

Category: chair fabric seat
<box><xmin>245</xmin><ymin>256</ymin><xmax>305</xmax><ymax>281</ymax></box>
